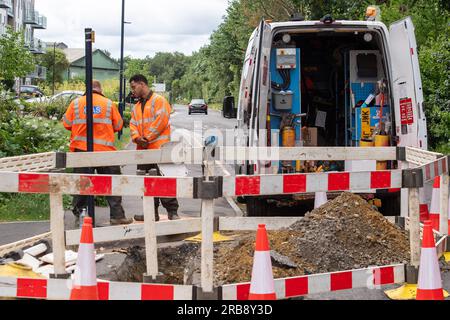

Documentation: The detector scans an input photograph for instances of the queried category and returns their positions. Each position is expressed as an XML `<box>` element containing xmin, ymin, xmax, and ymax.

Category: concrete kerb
<box><xmin>0</xmin><ymin>146</ymin><xmax>448</xmax><ymax>300</ymax></box>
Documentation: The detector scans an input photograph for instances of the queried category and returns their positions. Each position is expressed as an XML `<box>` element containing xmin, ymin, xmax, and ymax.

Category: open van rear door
<box><xmin>235</xmin><ymin>24</ymin><xmax>261</xmax><ymax>174</ymax></box>
<box><xmin>389</xmin><ymin>17</ymin><xmax>428</xmax><ymax>149</ymax></box>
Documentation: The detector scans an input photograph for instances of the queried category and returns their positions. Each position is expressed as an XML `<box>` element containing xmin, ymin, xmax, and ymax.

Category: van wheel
<box><xmin>246</xmin><ymin>197</ymin><xmax>268</xmax><ymax>217</ymax></box>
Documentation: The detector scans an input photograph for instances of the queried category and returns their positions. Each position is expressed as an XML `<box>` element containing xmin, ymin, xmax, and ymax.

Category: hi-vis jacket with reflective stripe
<box><xmin>62</xmin><ymin>93</ymin><xmax>123</xmax><ymax>152</ymax></box>
<box><xmin>130</xmin><ymin>93</ymin><xmax>171</xmax><ymax>150</ymax></box>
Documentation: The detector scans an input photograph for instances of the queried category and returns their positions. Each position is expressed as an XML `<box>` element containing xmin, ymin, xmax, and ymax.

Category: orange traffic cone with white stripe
<box><xmin>248</xmin><ymin>224</ymin><xmax>276</xmax><ymax>300</ymax></box>
<box><xmin>419</xmin><ymin>188</ymin><xmax>430</xmax><ymax>223</ymax></box>
<box><xmin>314</xmin><ymin>192</ymin><xmax>328</xmax><ymax>209</ymax></box>
<box><xmin>429</xmin><ymin>177</ymin><xmax>440</xmax><ymax>231</ymax></box>
<box><xmin>416</xmin><ymin>221</ymin><xmax>444</xmax><ymax>300</ymax></box>
<box><xmin>70</xmin><ymin>216</ymin><xmax>99</xmax><ymax>300</ymax></box>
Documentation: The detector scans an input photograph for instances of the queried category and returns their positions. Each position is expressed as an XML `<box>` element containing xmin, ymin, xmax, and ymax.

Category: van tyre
<box><xmin>246</xmin><ymin>197</ymin><xmax>268</xmax><ymax>217</ymax></box>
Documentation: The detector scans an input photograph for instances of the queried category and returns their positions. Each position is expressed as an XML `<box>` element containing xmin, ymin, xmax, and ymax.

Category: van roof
<box><xmin>269</xmin><ymin>20</ymin><xmax>388</xmax><ymax>30</ymax></box>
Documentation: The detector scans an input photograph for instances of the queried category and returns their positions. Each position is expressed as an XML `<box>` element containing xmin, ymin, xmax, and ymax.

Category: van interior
<box><xmin>268</xmin><ymin>29</ymin><xmax>393</xmax><ymax>154</ymax></box>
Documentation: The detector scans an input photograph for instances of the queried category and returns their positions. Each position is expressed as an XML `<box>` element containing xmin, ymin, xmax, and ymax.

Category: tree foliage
<box><xmin>0</xmin><ymin>27</ymin><xmax>35</xmax><ymax>83</ymax></box>
<box><xmin>36</xmin><ymin>47</ymin><xmax>70</xmax><ymax>84</ymax></box>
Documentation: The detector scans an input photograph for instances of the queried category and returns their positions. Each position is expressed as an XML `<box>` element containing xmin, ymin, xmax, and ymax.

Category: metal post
<box><xmin>118</xmin><ymin>0</ymin><xmax>125</xmax><ymax>140</ymax></box>
<box><xmin>85</xmin><ymin>28</ymin><xmax>95</xmax><ymax>225</ymax></box>
<box><xmin>52</xmin><ymin>42</ymin><xmax>56</xmax><ymax>96</ymax></box>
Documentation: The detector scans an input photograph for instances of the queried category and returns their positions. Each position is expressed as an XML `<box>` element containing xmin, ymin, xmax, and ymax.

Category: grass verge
<box><xmin>0</xmin><ymin>194</ymin><xmax>72</xmax><ymax>222</ymax></box>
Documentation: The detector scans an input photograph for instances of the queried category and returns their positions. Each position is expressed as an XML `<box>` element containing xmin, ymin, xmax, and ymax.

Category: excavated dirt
<box><xmin>114</xmin><ymin>193</ymin><xmax>410</xmax><ymax>286</ymax></box>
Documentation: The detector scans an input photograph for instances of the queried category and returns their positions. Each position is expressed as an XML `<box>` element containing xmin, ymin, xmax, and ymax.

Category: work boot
<box><xmin>110</xmin><ymin>217</ymin><xmax>133</xmax><ymax>226</ymax></box>
<box><xmin>168</xmin><ymin>212</ymin><xmax>180</xmax><ymax>221</ymax></box>
<box><xmin>134</xmin><ymin>213</ymin><xmax>160</xmax><ymax>222</ymax></box>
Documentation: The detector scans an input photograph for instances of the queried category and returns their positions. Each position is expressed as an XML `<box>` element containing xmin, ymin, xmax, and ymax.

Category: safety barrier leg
<box><xmin>440</xmin><ymin>174</ymin><xmax>450</xmax><ymax>262</ymax></box>
<box><xmin>143</xmin><ymin>196</ymin><xmax>161</xmax><ymax>283</ymax></box>
<box><xmin>385</xmin><ymin>187</ymin><xmax>420</xmax><ymax>299</ymax></box>
<box><xmin>201</xmin><ymin>198</ymin><xmax>214</xmax><ymax>293</ymax></box>
<box><xmin>401</xmin><ymin>161</ymin><xmax>410</xmax><ymax>218</ymax></box>
<box><xmin>440</xmin><ymin>174</ymin><xmax>449</xmax><ymax>236</ymax></box>
<box><xmin>49</xmin><ymin>193</ymin><xmax>69</xmax><ymax>279</ymax></box>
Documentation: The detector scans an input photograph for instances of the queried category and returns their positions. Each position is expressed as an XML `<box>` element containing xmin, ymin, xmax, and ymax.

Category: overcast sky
<box><xmin>33</xmin><ymin>0</ymin><xmax>229</xmax><ymax>59</ymax></box>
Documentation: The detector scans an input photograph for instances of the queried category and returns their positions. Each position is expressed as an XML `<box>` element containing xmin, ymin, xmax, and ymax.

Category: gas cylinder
<box><xmin>282</xmin><ymin>126</ymin><xmax>296</xmax><ymax>147</ymax></box>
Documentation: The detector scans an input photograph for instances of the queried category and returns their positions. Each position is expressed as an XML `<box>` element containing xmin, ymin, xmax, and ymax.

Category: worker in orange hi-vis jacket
<box><xmin>129</xmin><ymin>74</ymin><xmax>180</xmax><ymax>222</ymax></box>
<box><xmin>63</xmin><ymin>80</ymin><xmax>133</xmax><ymax>227</ymax></box>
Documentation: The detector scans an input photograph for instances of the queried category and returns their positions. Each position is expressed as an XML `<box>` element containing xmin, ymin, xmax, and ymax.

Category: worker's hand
<box><xmin>135</xmin><ymin>137</ymin><xmax>149</xmax><ymax>148</ymax></box>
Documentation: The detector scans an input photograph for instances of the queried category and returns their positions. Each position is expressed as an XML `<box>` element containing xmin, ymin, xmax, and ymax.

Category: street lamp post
<box><xmin>118</xmin><ymin>0</ymin><xmax>126</xmax><ymax>140</ymax></box>
<box><xmin>52</xmin><ymin>42</ymin><xmax>56</xmax><ymax>96</ymax></box>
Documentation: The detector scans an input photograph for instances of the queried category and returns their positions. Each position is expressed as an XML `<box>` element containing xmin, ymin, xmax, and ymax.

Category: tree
<box><xmin>124</xmin><ymin>56</ymin><xmax>152</xmax><ymax>81</ymax></box>
<box><xmin>0</xmin><ymin>27</ymin><xmax>35</xmax><ymax>87</ymax></box>
<box><xmin>36</xmin><ymin>47</ymin><xmax>70</xmax><ymax>84</ymax></box>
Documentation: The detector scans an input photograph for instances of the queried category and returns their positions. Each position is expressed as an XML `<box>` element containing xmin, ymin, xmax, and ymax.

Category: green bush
<box><xmin>0</xmin><ymin>95</ymin><xmax>69</xmax><ymax>158</ymax></box>
<box><xmin>419</xmin><ymin>29</ymin><xmax>450</xmax><ymax>153</ymax></box>
<box><xmin>22</xmin><ymin>98</ymin><xmax>70</xmax><ymax>121</ymax></box>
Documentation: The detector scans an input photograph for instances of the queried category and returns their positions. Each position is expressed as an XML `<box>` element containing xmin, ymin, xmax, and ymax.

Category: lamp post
<box><xmin>118</xmin><ymin>0</ymin><xmax>126</xmax><ymax>140</ymax></box>
<box><xmin>52</xmin><ymin>42</ymin><xmax>56</xmax><ymax>96</ymax></box>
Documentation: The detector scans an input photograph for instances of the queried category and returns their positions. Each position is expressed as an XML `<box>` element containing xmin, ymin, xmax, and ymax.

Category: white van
<box><xmin>228</xmin><ymin>12</ymin><xmax>428</xmax><ymax>216</ymax></box>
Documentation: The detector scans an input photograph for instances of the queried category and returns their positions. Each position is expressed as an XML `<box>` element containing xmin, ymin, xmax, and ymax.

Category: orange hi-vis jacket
<box><xmin>62</xmin><ymin>93</ymin><xmax>123</xmax><ymax>152</ymax></box>
<box><xmin>130</xmin><ymin>93</ymin><xmax>171</xmax><ymax>150</ymax></box>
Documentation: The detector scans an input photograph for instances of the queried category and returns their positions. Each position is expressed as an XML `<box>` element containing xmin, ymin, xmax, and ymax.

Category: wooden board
<box><xmin>65</xmin><ymin>218</ymin><xmax>202</xmax><ymax>246</ymax></box>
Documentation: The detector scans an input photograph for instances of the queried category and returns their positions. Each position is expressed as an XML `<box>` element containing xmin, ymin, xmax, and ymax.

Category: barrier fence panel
<box><xmin>406</xmin><ymin>147</ymin><xmax>442</xmax><ymax>166</ymax></box>
<box><xmin>222</xmin><ymin>264</ymin><xmax>405</xmax><ymax>300</ymax></box>
<box><xmin>0</xmin><ymin>146</ymin><xmax>448</xmax><ymax>299</ymax></box>
<box><xmin>419</xmin><ymin>156</ymin><xmax>449</xmax><ymax>184</ymax></box>
<box><xmin>223</xmin><ymin>170</ymin><xmax>403</xmax><ymax>197</ymax></box>
<box><xmin>0</xmin><ymin>277</ymin><xmax>194</xmax><ymax>300</ymax></box>
<box><xmin>0</xmin><ymin>152</ymin><xmax>57</xmax><ymax>173</ymax></box>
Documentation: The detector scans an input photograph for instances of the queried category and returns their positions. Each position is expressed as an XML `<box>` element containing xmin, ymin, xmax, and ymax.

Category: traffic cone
<box><xmin>429</xmin><ymin>177</ymin><xmax>440</xmax><ymax>231</ymax></box>
<box><xmin>70</xmin><ymin>216</ymin><xmax>99</xmax><ymax>300</ymax></box>
<box><xmin>445</xmin><ymin>197</ymin><xmax>450</xmax><ymax>263</ymax></box>
<box><xmin>248</xmin><ymin>224</ymin><xmax>276</xmax><ymax>300</ymax></box>
<box><xmin>314</xmin><ymin>192</ymin><xmax>328</xmax><ymax>209</ymax></box>
<box><xmin>416</xmin><ymin>221</ymin><xmax>445</xmax><ymax>300</ymax></box>
<box><xmin>419</xmin><ymin>188</ymin><xmax>430</xmax><ymax>223</ymax></box>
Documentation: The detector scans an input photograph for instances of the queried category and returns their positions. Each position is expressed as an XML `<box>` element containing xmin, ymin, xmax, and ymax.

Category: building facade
<box><xmin>0</xmin><ymin>0</ymin><xmax>47</xmax><ymax>85</ymax></box>
<box><xmin>62</xmin><ymin>48</ymin><xmax>120</xmax><ymax>82</ymax></box>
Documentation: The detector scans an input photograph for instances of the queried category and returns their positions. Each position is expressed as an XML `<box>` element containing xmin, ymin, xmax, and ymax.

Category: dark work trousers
<box><xmin>72</xmin><ymin>165</ymin><xmax>126</xmax><ymax>220</ymax></box>
<box><xmin>137</xmin><ymin>163</ymin><xmax>180</xmax><ymax>214</ymax></box>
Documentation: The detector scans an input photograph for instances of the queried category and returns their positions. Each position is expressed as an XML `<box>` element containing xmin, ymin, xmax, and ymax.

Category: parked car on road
<box><xmin>188</xmin><ymin>99</ymin><xmax>208</xmax><ymax>115</ymax></box>
<box><xmin>25</xmin><ymin>90</ymin><xmax>84</xmax><ymax>104</ymax></box>
<box><xmin>18</xmin><ymin>85</ymin><xmax>45</xmax><ymax>100</ymax></box>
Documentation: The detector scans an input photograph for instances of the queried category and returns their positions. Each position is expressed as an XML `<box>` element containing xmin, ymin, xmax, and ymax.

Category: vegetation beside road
<box><xmin>0</xmin><ymin>92</ymin><xmax>130</xmax><ymax>222</ymax></box>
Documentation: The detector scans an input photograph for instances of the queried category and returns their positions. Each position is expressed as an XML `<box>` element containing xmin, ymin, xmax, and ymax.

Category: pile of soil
<box><xmin>114</xmin><ymin>193</ymin><xmax>410</xmax><ymax>286</ymax></box>
<box><xmin>112</xmin><ymin>243</ymin><xmax>199</xmax><ymax>284</ymax></box>
<box><xmin>214</xmin><ymin>192</ymin><xmax>410</xmax><ymax>285</ymax></box>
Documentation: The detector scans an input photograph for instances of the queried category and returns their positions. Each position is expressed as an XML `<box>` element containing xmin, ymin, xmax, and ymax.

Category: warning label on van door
<box><xmin>361</xmin><ymin>108</ymin><xmax>371</xmax><ymax>139</ymax></box>
<box><xmin>400</xmin><ymin>98</ymin><xmax>414</xmax><ymax>125</ymax></box>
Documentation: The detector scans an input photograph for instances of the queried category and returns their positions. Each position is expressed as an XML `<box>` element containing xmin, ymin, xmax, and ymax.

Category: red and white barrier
<box><xmin>222</xmin><ymin>264</ymin><xmax>405</xmax><ymax>300</ymax></box>
<box><xmin>430</xmin><ymin>177</ymin><xmax>441</xmax><ymax>231</ymax></box>
<box><xmin>0</xmin><ymin>172</ymin><xmax>194</xmax><ymax>199</ymax></box>
<box><xmin>223</xmin><ymin>171</ymin><xmax>403</xmax><ymax>197</ymax></box>
<box><xmin>421</xmin><ymin>157</ymin><xmax>449</xmax><ymax>183</ymax></box>
<box><xmin>0</xmin><ymin>277</ymin><xmax>193</xmax><ymax>300</ymax></box>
